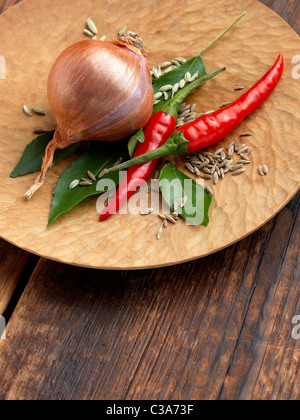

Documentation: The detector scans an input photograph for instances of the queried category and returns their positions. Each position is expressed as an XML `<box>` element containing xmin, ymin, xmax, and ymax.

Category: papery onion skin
<box><xmin>25</xmin><ymin>35</ymin><xmax>153</xmax><ymax>199</ymax></box>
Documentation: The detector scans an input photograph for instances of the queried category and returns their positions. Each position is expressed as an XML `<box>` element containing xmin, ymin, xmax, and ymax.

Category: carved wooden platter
<box><xmin>0</xmin><ymin>0</ymin><xmax>299</xmax><ymax>269</ymax></box>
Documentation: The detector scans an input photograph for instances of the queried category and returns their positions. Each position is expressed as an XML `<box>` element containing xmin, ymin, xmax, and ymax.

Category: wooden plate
<box><xmin>0</xmin><ymin>0</ymin><xmax>299</xmax><ymax>269</ymax></box>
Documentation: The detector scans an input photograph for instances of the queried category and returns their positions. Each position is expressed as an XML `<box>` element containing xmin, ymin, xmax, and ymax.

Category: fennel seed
<box><xmin>32</xmin><ymin>106</ymin><xmax>46</xmax><ymax>116</ymax></box>
<box><xmin>232</xmin><ymin>168</ymin><xmax>246</xmax><ymax>176</ymax></box>
<box><xmin>87</xmin><ymin>18</ymin><xmax>98</xmax><ymax>35</ymax></box>
<box><xmin>205</xmin><ymin>185</ymin><xmax>214</xmax><ymax>196</ymax></box>
<box><xmin>83</xmin><ymin>29</ymin><xmax>95</xmax><ymax>37</ymax></box>
<box><xmin>262</xmin><ymin>164</ymin><xmax>269</xmax><ymax>175</ymax></box>
<box><xmin>166</xmin><ymin>215</ymin><xmax>177</xmax><ymax>224</ymax></box>
<box><xmin>69</xmin><ymin>179</ymin><xmax>80</xmax><ymax>190</ymax></box>
<box><xmin>154</xmin><ymin>92</ymin><xmax>163</xmax><ymax>100</ymax></box>
<box><xmin>234</xmin><ymin>85</ymin><xmax>245</xmax><ymax>91</ymax></box>
<box><xmin>239</xmin><ymin>132</ymin><xmax>252</xmax><ymax>137</ymax></box>
<box><xmin>160</xmin><ymin>62</ymin><xmax>171</xmax><ymax>69</ymax></box>
<box><xmin>87</xmin><ymin>170</ymin><xmax>96</xmax><ymax>181</ymax></box>
<box><xmin>79</xmin><ymin>180</ymin><xmax>93</xmax><ymax>186</ymax></box>
<box><xmin>33</xmin><ymin>128</ymin><xmax>47</xmax><ymax>134</ymax></box>
<box><xmin>23</xmin><ymin>105</ymin><xmax>32</xmax><ymax>116</ymax></box>
<box><xmin>140</xmin><ymin>208</ymin><xmax>154</xmax><ymax>215</ymax></box>
<box><xmin>159</xmin><ymin>84</ymin><xmax>173</xmax><ymax>92</ymax></box>
<box><xmin>156</xmin><ymin>223</ymin><xmax>163</xmax><ymax>240</ymax></box>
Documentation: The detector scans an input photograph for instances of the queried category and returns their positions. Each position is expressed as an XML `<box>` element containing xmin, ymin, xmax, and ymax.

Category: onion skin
<box><xmin>25</xmin><ymin>36</ymin><xmax>153</xmax><ymax>199</ymax></box>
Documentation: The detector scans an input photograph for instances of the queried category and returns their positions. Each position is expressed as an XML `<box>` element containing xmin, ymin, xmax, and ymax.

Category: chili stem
<box><xmin>199</xmin><ymin>12</ymin><xmax>247</xmax><ymax>56</ymax></box>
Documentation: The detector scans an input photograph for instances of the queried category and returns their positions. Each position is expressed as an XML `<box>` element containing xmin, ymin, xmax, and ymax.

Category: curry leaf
<box><xmin>10</xmin><ymin>131</ymin><xmax>80</xmax><ymax>178</ymax></box>
<box><xmin>159</xmin><ymin>163</ymin><xmax>212</xmax><ymax>227</ymax></box>
<box><xmin>48</xmin><ymin>141</ymin><xmax>129</xmax><ymax>226</ymax></box>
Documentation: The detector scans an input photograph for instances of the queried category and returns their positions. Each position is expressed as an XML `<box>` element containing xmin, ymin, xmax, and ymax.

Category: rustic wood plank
<box><xmin>0</xmin><ymin>193</ymin><xmax>298</xmax><ymax>400</ymax></box>
<box><xmin>0</xmin><ymin>239</ymin><xmax>34</xmax><ymax>316</ymax></box>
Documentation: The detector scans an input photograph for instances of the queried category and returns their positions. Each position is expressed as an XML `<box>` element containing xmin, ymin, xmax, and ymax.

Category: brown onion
<box><xmin>25</xmin><ymin>32</ymin><xmax>153</xmax><ymax>199</ymax></box>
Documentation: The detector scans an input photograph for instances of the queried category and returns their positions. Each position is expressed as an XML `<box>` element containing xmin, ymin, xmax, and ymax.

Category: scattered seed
<box><xmin>160</xmin><ymin>61</ymin><xmax>171</xmax><ymax>69</ymax></box>
<box><xmin>23</xmin><ymin>105</ymin><xmax>32</xmax><ymax>116</ymax></box>
<box><xmin>87</xmin><ymin>170</ymin><xmax>96</xmax><ymax>181</ymax></box>
<box><xmin>220</xmin><ymin>168</ymin><xmax>225</xmax><ymax>179</ymax></box>
<box><xmin>219</xmin><ymin>101</ymin><xmax>231</xmax><ymax>108</ymax></box>
<box><xmin>98</xmin><ymin>168</ymin><xmax>108</xmax><ymax>179</ymax></box>
<box><xmin>140</xmin><ymin>208</ymin><xmax>154</xmax><ymax>215</ymax></box>
<box><xmin>238</xmin><ymin>159</ymin><xmax>251</xmax><ymax>164</ymax></box>
<box><xmin>224</xmin><ymin>166</ymin><xmax>232</xmax><ymax>174</ymax></box>
<box><xmin>163</xmin><ymin>91</ymin><xmax>168</xmax><ymax>101</ymax></box>
<box><xmin>185</xmin><ymin>162</ymin><xmax>195</xmax><ymax>174</ymax></box>
<box><xmin>262</xmin><ymin>164</ymin><xmax>269</xmax><ymax>175</ymax></box>
<box><xmin>184</xmin><ymin>72</ymin><xmax>191</xmax><ymax>82</ymax></box>
<box><xmin>202</xmin><ymin>167</ymin><xmax>212</xmax><ymax>174</ymax></box>
<box><xmin>171</xmin><ymin>83</ymin><xmax>179</xmax><ymax>97</ymax></box>
<box><xmin>173</xmin><ymin>201</ymin><xmax>178</xmax><ymax>211</ymax></box>
<box><xmin>258</xmin><ymin>166</ymin><xmax>265</xmax><ymax>176</ymax></box>
<box><xmin>179</xmin><ymin>79</ymin><xmax>185</xmax><ymax>89</ymax></box>
<box><xmin>240</xmin><ymin>153</ymin><xmax>250</xmax><ymax>161</ymax></box>
<box><xmin>194</xmin><ymin>167</ymin><xmax>201</xmax><ymax>176</ymax></box>
<box><xmin>79</xmin><ymin>180</ymin><xmax>93</xmax><ymax>186</ymax></box>
<box><xmin>152</xmin><ymin>67</ymin><xmax>159</xmax><ymax>79</ymax></box>
<box><xmin>234</xmin><ymin>140</ymin><xmax>240</xmax><ymax>152</ymax></box>
<box><xmin>153</xmin><ymin>99</ymin><xmax>160</xmax><ymax>105</ymax></box>
<box><xmin>99</xmin><ymin>35</ymin><xmax>106</xmax><ymax>41</ymax></box>
<box><xmin>172</xmin><ymin>59</ymin><xmax>181</xmax><ymax>67</ymax></box>
<box><xmin>218</xmin><ymin>160</ymin><xmax>227</xmax><ymax>169</ymax></box>
<box><xmin>154</xmin><ymin>92</ymin><xmax>163</xmax><ymax>100</ymax></box>
<box><xmin>201</xmin><ymin>174</ymin><xmax>212</xmax><ymax>180</ymax></box>
<box><xmin>213</xmin><ymin>172</ymin><xmax>219</xmax><ymax>185</ymax></box>
<box><xmin>83</xmin><ymin>29</ymin><xmax>95</xmax><ymax>37</ymax></box>
<box><xmin>32</xmin><ymin>106</ymin><xmax>46</xmax><ymax>115</ymax></box>
<box><xmin>203</xmin><ymin>110</ymin><xmax>215</xmax><ymax>115</ymax></box>
<box><xmin>87</xmin><ymin>18</ymin><xmax>98</xmax><ymax>35</ymax></box>
<box><xmin>158</xmin><ymin>214</ymin><xmax>166</xmax><ymax>220</ymax></box>
<box><xmin>220</xmin><ymin>151</ymin><xmax>226</xmax><ymax>161</ymax></box>
<box><xmin>156</xmin><ymin>224</ymin><xmax>163</xmax><ymax>240</ymax></box>
<box><xmin>166</xmin><ymin>215</ymin><xmax>177</xmax><ymax>224</ymax></box>
<box><xmin>232</xmin><ymin>168</ymin><xmax>246</xmax><ymax>176</ymax></box>
<box><xmin>175</xmin><ymin>57</ymin><xmax>186</xmax><ymax>63</ymax></box>
<box><xmin>239</xmin><ymin>132</ymin><xmax>252</xmax><ymax>137</ymax></box>
<box><xmin>118</xmin><ymin>26</ymin><xmax>126</xmax><ymax>36</ymax></box>
<box><xmin>215</xmin><ymin>147</ymin><xmax>224</xmax><ymax>155</ymax></box>
<box><xmin>234</xmin><ymin>85</ymin><xmax>245</xmax><ymax>91</ymax></box>
<box><xmin>33</xmin><ymin>127</ymin><xmax>47</xmax><ymax>135</ymax></box>
<box><xmin>237</xmin><ymin>145</ymin><xmax>249</xmax><ymax>155</ymax></box>
<box><xmin>159</xmin><ymin>84</ymin><xmax>173</xmax><ymax>92</ymax></box>
<box><xmin>69</xmin><ymin>179</ymin><xmax>80</xmax><ymax>190</ymax></box>
<box><xmin>189</xmin><ymin>71</ymin><xmax>199</xmax><ymax>82</ymax></box>
<box><xmin>205</xmin><ymin>185</ymin><xmax>214</xmax><ymax>196</ymax></box>
<box><xmin>231</xmin><ymin>164</ymin><xmax>243</xmax><ymax>172</ymax></box>
<box><xmin>163</xmin><ymin>219</ymin><xmax>168</xmax><ymax>228</ymax></box>
<box><xmin>191</xmin><ymin>104</ymin><xmax>196</xmax><ymax>112</ymax></box>
<box><xmin>227</xmin><ymin>145</ymin><xmax>234</xmax><ymax>157</ymax></box>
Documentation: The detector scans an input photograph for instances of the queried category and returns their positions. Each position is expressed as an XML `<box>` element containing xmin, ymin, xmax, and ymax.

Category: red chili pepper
<box><xmin>99</xmin><ymin>111</ymin><xmax>175</xmax><ymax>221</ymax></box>
<box><xmin>100</xmin><ymin>68</ymin><xmax>225</xmax><ymax>221</ymax></box>
<box><xmin>109</xmin><ymin>55</ymin><xmax>284</xmax><ymax>173</ymax></box>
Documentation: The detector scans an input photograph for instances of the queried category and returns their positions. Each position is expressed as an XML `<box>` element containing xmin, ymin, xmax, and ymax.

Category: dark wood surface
<box><xmin>0</xmin><ymin>0</ymin><xmax>299</xmax><ymax>400</ymax></box>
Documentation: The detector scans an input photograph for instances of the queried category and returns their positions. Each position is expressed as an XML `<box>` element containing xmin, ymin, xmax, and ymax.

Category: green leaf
<box><xmin>127</xmin><ymin>128</ymin><xmax>145</xmax><ymax>158</ymax></box>
<box><xmin>159</xmin><ymin>163</ymin><xmax>212</xmax><ymax>227</ymax></box>
<box><xmin>48</xmin><ymin>141</ymin><xmax>129</xmax><ymax>226</ymax></box>
<box><xmin>10</xmin><ymin>131</ymin><xmax>80</xmax><ymax>178</ymax></box>
<box><xmin>127</xmin><ymin>55</ymin><xmax>207</xmax><ymax>156</ymax></box>
<box><xmin>152</xmin><ymin>56</ymin><xmax>206</xmax><ymax>112</ymax></box>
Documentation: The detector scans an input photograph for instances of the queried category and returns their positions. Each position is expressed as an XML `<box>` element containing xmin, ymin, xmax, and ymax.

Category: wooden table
<box><xmin>0</xmin><ymin>0</ymin><xmax>299</xmax><ymax>401</ymax></box>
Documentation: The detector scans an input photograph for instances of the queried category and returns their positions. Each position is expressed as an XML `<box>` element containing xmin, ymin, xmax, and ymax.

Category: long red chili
<box><xmin>109</xmin><ymin>55</ymin><xmax>284</xmax><ymax>173</ymax></box>
<box><xmin>99</xmin><ymin>112</ymin><xmax>176</xmax><ymax>221</ymax></box>
<box><xmin>100</xmin><ymin>68</ymin><xmax>226</xmax><ymax>221</ymax></box>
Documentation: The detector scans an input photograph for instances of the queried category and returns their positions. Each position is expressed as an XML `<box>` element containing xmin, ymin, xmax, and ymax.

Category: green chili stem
<box><xmin>199</xmin><ymin>12</ymin><xmax>247</xmax><ymax>56</ymax></box>
<box><xmin>108</xmin><ymin>132</ymin><xmax>189</xmax><ymax>173</ymax></box>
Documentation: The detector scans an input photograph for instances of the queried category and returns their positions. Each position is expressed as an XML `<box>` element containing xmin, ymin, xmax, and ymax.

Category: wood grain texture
<box><xmin>0</xmin><ymin>193</ymin><xmax>298</xmax><ymax>400</ymax></box>
<box><xmin>0</xmin><ymin>0</ymin><xmax>299</xmax><ymax>269</ymax></box>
